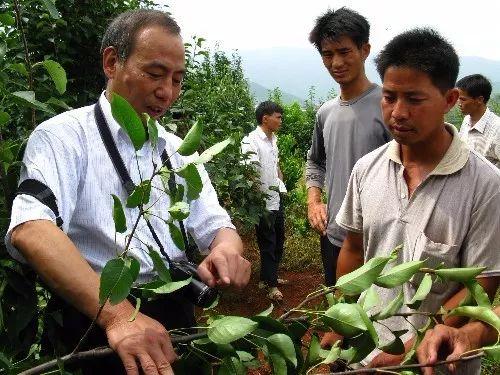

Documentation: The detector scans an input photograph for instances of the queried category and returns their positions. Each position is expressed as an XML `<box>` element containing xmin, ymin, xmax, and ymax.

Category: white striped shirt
<box><xmin>6</xmin><ymin>93</ymin><xmax>234</xmax><ymax>283</ymax></box>
<box><xmin>459</xmin><ymin>108</ymin><xmax>500</xmax><ymax>168</ymax></box>
<box><xmin>241</xmin><ymin>127</ymin><xmax>286</xmax><ymax>211</ymax></box>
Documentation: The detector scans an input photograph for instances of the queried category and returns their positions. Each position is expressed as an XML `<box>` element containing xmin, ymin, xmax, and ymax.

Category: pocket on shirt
<box><xmin>410</xmin><ymin>231</ymin><xmax>459</xmax><ymax>294</ymax></box>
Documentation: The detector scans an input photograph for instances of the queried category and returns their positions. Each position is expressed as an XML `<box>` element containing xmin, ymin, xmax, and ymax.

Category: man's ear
<box><xmin>444</xmin><ymin>88</ymin><xmax>459</xmax><ymax>113</ymax></box>
<box><xmin>261</xmin><ymin>114</ymin><xmax>269</xmax><ymax>125</ymax></box>
<box><xmin>102</xmin><ymin>46</ymin><xmax>120</xmax><ymax>80</ymax></box>
<box><xmin>361</xmin><ymin>43</ymin><xmax>371</xmax><ymax>61</ymax></box>
<box><xmin>477</xmin><ymin>95</ymin><xmax>486</xmax><ymax>105</ymax></box>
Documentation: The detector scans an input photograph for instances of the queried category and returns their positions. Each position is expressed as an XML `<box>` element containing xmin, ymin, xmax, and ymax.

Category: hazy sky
<box><xmin>161</xmin><ymin>0</ymin><xmax>500</xmax><ymax>60</ymax></box>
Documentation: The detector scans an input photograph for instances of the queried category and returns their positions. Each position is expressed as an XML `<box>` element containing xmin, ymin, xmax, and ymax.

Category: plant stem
<box><xmin>20</xmin><ymin>332</ymin><xmax>208</xmax><ymax>375</ymax></box>
<box><xmin>328</xmin><ymin>352</ymin><xmax>484</xmax><ymax>374</ymax></box>
<box><xmin>278</xmin><ymin>286</ymin><xmax>337</xmax><ymax>321</ymax></box>
<box><xmin>12</xmin><ymin>0</ymin><xmax>36</xmax><ymax>128</ymax></box>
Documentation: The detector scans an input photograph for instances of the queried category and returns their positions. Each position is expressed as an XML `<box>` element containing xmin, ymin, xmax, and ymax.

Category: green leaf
<box><xmin>46</xmin><ymin>97</ymin><xmax>72</xmax><ymax>110</ymax></box>
<box><xmin>126</xmin><ymin>180</ymin><xmax>151</xmax><ymax>208</ymax></box>
<box><xmin>359</xmin><ymin>285</ymin><xmax>380</xmax><ymax>312</ymax></box>
<box><xmin>159</xmin><ymin>166</ymin><xmax>171</xmax><ymax>191</ymax></box>
<box><xmin>195</xmin><ymin>138</ymin><xmax>232</xmax><ymax>164</ymax></box>
<box><xmin>406</xmin><ymin>273</ymin><xmax>432</xmax><ymax>309</ymax></box>
<box><xmin>251</xmin><ymin>315</ymin><xmax>289</xmax><ymax>335</ymax></box>
<box><xmin>9</xmin><ymin>63</ymin><xmax>28</xmax><ymax>76</ymax></box>
<box><xmin>483</xmin><ymin>344</ymin><xmax>500</xmax><ymax>361</ymax></box>
<box><xmin>208</xmin><ymin>316</ymin><xmax>258</xmax><ymax>344</ymax></box>
<box><xmin>269</xmin><ymin>352</ymin><xmax>287</xmax><ymax>375</ymax></box>
<box><xmin>218</xmin><ymin>356</ymin><xmax>245</xmax><ymax>375</ymax></box>
<box><xmin>111</xmin><ymin>93</ymin><xmax>146</xmax><ymax>151</ymax></box>
<box><xmin>464</xmin><ymin>280</ymin><xmax>491</xmax><ymax>307</ymax></box>
<box><xmin>168</xmin><ymin>223</ymin><xmax>185</xmax><ymax>251</ymax></box>
<box><xmin>0</xmin><ymin>352</ymin><xmax>11</xmax><ymax>371</ymax></box>
<box><xmin>126</xmin><ymin>257</ymin><xmax>140</xmax><ymax>282</ymax></box>
<box><xmin>40</xmin><ymin>0</ymin><xmax>61</xmax><ymax>19</ymax></box>
<box><xmin>99</xmin><ymin>258</ymin><xmax>133</xmax><ymax>305</ymax></box>
<box><xmin>111</xmin><ymin>194</ymin><xmax>127</xmax><ymax>233</ymax></box>
<box><xmin>177</xmin><ymin>120</ymin><xmax>202</xmax><ymax>156</ymax></box>
<box><xmin>434</xmin><ymin>266</ymin><xmax>486</xmax><ymax>282</ymax></box>
<box><xmin>257</xmin><ymin>304</ymin><xmax>274</xmax><ymax>316</ymax></box>
<box><xmin>321</xmin><ymin>303</ymin><xmax>367</xmax><ymax>338</ymax></box>
<box><xmin>373</xmin><ymin>288</ymin><xmax>404</xmax><ymax>320</ymax></box>
<box><xmin>335</xmin><ymin>256</ymin><xmax>391</xmax><ymax>296</ymax></box>
<box><xmin>342</xmin><ymin>332</ymin><xmax>376</xmax><ymax>363</ymax></box>
<box><xmin>148</xmin><ymin>247</ymin><xmax>171</xmax><ymax>282</ymax></box>
<box><xmin>42</xmin><ymin>60</ymin><xmax>67</xmax><ymax>94</ymax></box>
<box><xmin>447</xmin><ymin>306</ymin><xmax>500</xmax><ymax>332</ymax></box>
<box><xmin>12</xmin><ymin>91</ymin><xmax>55</xmax><ymax>114</ymax></box>
<box><xmin>145</xmin><ymin>115</ymin><xmax>158</xmax><ymax>147</ymax></box>
<box><xmin>379</xmin><ymin>336</ymin><xmax>405</xmax><ymax>355</ymax></box>
<box><xmin>375</xmin><ymin>260</ymin><xmax>426</xmax><ymax>288</ymax></box>
<box><xmin>303</xmin><ymin>334</ymin><xmax>322</xmax><ymax>369</ymax></box>
<box><xmin>176</xmin><ymin>163</ymin><xmax>202</xmax><ymax>201</ymax></box>
<box><xmin>353</xmin><ymin>304</ymin><xmax>379</xmax><ymax>347</ymax></box>
<box><xmin>266</xmin><ymin>333</ymin><xmax>297</xmax><ymax>367</ymax></box>
<box><xmin>236</xmin><ymin>351</ymin><xmax>254</xmax><ymax>362</ymax></box>
<box><xmin>0</xmin><ymin>13</ymin><xmax>15</xmax><ymax>26</ymax></box>
<box><xmin>128</xmin><ymin>297</ymin><xmax>141</xmax><ymax>322</ymax></box>
<box><xmin>149</xmin><ymin>278</ymin><xmax>192</xmax><ymax>294</ymax></box>
<box><xmin>168</xmin><ymin>201</ymin><xmax>190</xmax><ymax>220</ymax></box>
<box><xmin>321</xmin><ymin>344</ymin><xmax>341</xmax><ymax>364</ymax></box>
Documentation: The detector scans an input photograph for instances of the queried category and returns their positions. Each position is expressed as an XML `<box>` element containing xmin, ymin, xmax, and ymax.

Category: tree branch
<box><xmin>328</xmin><ymin>352</ymin><xmax>484</xmax><ymax>374</ymax></box>
<box><xmin>19</xmin><ymin>332</ymin><xmax>207</xmax><ymax>375</ymax></box>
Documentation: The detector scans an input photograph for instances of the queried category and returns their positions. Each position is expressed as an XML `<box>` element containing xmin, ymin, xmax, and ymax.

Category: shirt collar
<box><xmin>98</xmin><ymin>92</ymin><xmax>167</xmax><ymax>153</ymax></box>
<box><xmin>385</xmin><ymin>123</ymin><xmax>469</xmax><ymax>176</ymax></box>
<box><xmin>471</xmin><ymin>108</ymin><xmax>492</xmax><ymax>134</ymax></box>
<box><xmin>256</xmin><ymin>125</ymin><xmax>275</xmax><ymax>142</ymax></box>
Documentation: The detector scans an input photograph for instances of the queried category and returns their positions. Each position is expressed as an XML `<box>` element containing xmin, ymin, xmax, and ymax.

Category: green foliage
<box><xmin>165</xmin><ymin>40</ymin><xmax>268</xmax><ymax>229</ymax></box>
<box><xmin>177</xmin><ymin>120</ymin><xmax>203</xmax><ymax>156</ymax></box>
<box><xmin>99</xmin><ymin>258</ymin><xmax>134</xmax><ymax>305</ymax></box>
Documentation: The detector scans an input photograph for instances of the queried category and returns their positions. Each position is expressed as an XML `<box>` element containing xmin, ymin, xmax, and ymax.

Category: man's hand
<box><xmin>308</xmin><ymin>201</ymin><xmax>327</xmax><ymax>236</ymax></box>
<box><xmin>105</xmin><ymin>311</ymin><xmax>176</xmax><ymax>375</ymax></box>
<box><xmin>197</xmin><ymin>228</ymin><xmax>250</xmax><ymax>289</ymax></box>
<box><xmin>416</xmin><ymin>324</ymin><xmax>480</xmax><ymax>375</ymax></box>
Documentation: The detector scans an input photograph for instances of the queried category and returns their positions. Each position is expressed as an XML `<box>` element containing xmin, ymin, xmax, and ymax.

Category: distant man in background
<box><xmin>335</xmin><ymin>28</ymin><xmax>499</xmax><ymax>372</ymax></box>
<box><xmin>305</xmin><ymin>8</ymin><xmax>391</xmax><ymax>291</ymax></box>
<box><xmin>241</xmin><ymin>101</ymin><xmax>287</xmax><ymax>301</ymax></box>
<box><xmin>456</xmin><ymin>74</ymin><xmax>500</xmax><ymax>168</ymax></box>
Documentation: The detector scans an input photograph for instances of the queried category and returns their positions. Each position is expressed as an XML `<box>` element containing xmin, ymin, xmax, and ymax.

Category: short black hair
<box><xmin>255</xmin><ymin>101</ymin><xmax>283</xmax><ymax>124</ymax></box>
<box><xmin>375</xmin><ymin>28</ymin><xmax>459</xmax><ymax>93</ymax></box>
<box><xmin>456</xmin><ymin>74</ymin><xmax>492</xmax><ymax>103</ymax></box>
<box><xmin>309</xmin><ymin>8</ymin><xmax>370</xmax><ymax>51</ymax></box>
<box><xmin>101</xmin><ymin>9</ymin><xmax>181</xmax><ymax>62</ymax></box>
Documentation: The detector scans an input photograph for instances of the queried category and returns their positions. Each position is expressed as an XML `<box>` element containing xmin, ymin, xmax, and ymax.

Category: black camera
<box><xmin>170</xmin><ymin>260</ymin><xmax>219</xmax><ymax>308</ymax></box>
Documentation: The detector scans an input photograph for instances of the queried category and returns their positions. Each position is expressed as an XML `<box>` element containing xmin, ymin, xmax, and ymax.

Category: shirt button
<box><xmin>401</xmin><ymin>193</ymin><xmax>406</xmax><ymax>199</ymax></box>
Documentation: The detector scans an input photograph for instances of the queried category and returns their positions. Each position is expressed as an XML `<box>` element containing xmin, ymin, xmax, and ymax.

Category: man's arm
<box><xmin>417</xmin><ymin>306</ymin><xmax>500</xmax><ymax>375</ymax></box>
<box><xmin>336</xmin><ymin>230</ymin><xmax>364</xmax><ymax>278</ymax></box>
<box><xmin>306</xmin><ymin>115</ymin><xmax>328</xmax><ymax>235</ymax></box>
<box><xmin>197</xmin><ymin>227</ymin><xmax>250</xmax><ymax>290</ymax></box>
<box><xmin>11</xmin><ymin>220</ymin><xmax>176</xmax><ymax>375</ymax></box>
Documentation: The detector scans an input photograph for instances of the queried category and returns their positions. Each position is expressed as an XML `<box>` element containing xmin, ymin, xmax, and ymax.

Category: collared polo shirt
<box><xmin>459</xmin><ymin>108</ymin><xmax>500</xmax><ymax>168</ymax></box>
<box><xmin>241</xmin><ymin>126</ymin><xmax>286</xmax><ymax>211</ymax></box>
<box><xmin>336</xmin><ymin>124</ymin><xmax>500</xmax><ymax>369</ymax></box>
<box><xmin>6</xmin><ymin>93</ymin><xmax>235</xmax><ymax>283</ymax></box>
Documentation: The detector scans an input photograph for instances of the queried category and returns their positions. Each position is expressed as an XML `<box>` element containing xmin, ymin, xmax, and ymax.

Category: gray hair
<box><xmin>100</xmin><ymin>9</ymin><xmax>181</xmax><ymax>61</ymax></box>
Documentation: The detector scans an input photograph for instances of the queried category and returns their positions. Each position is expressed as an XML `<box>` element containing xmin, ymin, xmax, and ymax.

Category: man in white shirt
<box><xmin>7</xmin><ymin>9</ymin><xmax>250</xmax><ymax>375</ymax></box>
<box><xmin>241</xmin><ymin>101</ymin><xmax>287</xmax><ymax>301</ymax></box>
<box><xmin>457</xmin><ymin>74</ymin><xmax>500</xmax><ymax>168</ymax></box>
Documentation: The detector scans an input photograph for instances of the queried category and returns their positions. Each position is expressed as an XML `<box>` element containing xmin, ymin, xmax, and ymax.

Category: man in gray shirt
<box><xmin>306</xmin><ymin>8</ymin><xmax>391</xmax><ymax>288</ymax></box>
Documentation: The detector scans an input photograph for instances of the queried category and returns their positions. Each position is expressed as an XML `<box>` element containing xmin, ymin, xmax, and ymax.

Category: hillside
<box><xmin>236</xmin><ymin>47</ymin><xmax>500</xmax><ymax>100</ymax></box>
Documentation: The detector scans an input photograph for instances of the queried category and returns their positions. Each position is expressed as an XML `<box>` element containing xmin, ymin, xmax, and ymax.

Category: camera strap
<box><xmin>94</xmin><ymin>101</ymin><xmax>192</xmax><ymax>263</ymax></box>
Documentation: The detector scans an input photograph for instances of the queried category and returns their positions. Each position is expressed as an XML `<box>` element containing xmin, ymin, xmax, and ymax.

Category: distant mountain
<box><xmin>235</xmin><ymin>47</ymin><xmax>500</xmax><ymax>101</ymax></box>
<box><xmin>249</xmin><ymin>81</ymin><xmax>305</xmax><ymax>104</ymax></box>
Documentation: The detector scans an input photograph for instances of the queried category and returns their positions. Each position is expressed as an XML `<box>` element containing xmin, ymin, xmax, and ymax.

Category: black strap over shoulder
<box><xmin>93</xmin><ymin>101</ymin><xmax>192</xmax><ymax>260</ymax></box>
<box><xmin>17</xmin><ymin>179</ymin><xmax>64</xmax><ymax>228</ymax></box>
